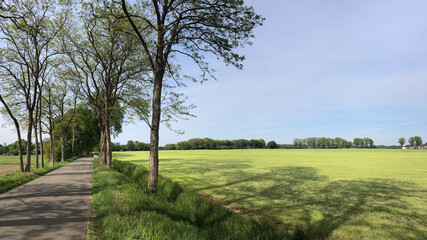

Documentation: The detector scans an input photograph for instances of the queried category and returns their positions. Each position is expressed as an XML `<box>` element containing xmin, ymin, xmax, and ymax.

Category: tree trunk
<box><xmin>38</xmin><ymin>96</ymin><xmax>44</xmax><ymax>168</ymax></box>
<box><xmin>78</xmin><ymin>141</ymin><xmax>81</xmax><ymax>156</ymax></box>
<box><xmin>60</xmin><ymin>134</ymin><xmax>66</xmax><ymax>162</ymax></box>
<box><xmin>148</xmin><ymin>71</ymin><xmax>164</xmax><ymax>191</ymax></box>
<box><xmin>72</xmin><ymin>123</ymin><xmax>75</xmax><ymax>157</ymax></box>
<box><xmin>34</xmin><ymin>95</ymin><xmax>41</xmax><ymax>169</ymax></box>
<box><xmin>34</xmin><ymin>122</ymin><xmax>39</xmax><ymax>169</ymax></box>
<box><xmin>99</xmin><ymin>127</ymin><xmax>106</xmax><ymax>165</ymax></box>
<box><xmin>0</xmin><ymin>95</ymin><xmax>24</xmax><ymax>172</ymax></box>
<box><xmin>39</xmin><ymin>115</ymin><xmax>44</xmax><ymax>168</ymax></box>
<box><xmin>105</xmin><ymin>118</ymin><xmax>112</xmax><ymax>167</ymax></box>
<box><xmin>17</xmin><ymin>132</ymin><xmax>24</xmax><ymax>172</ymax></box>
<box><xmin>25</xmin><ymin>114</ymin><xmax>33</xmax><ymax>172</ymax></box>
<box><xmin>50</xmin><ymin>130</ymin><xmax>55</xmax><ymax>166</ymax></box>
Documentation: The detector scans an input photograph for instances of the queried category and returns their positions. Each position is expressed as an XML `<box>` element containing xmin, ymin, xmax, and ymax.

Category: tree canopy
<box><xmin>118</xmin><ymin>0</ymin><xmax>264</xmax><ymax>191</ymax></box>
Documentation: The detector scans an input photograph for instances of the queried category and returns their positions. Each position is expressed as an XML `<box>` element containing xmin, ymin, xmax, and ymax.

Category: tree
<box><xmin>266</xmin><ymin>141</ymin><xmax>279</xmax><ymax>149</ymax></box>
<box><xmin>62</xmin><ymin>1</ymin><xmax>148</xmax><ymax>167</ymax></box>
<box><xmin>408</xmin><ymin>137</ymin><xmax>415</xmax><ymax>147</ymax></box>
<box><xmin>126</xmin><ymin>140</ymin><xmax>135</xmax><ymax>151</ymax></box>
<box><xmin>364</xmin><ymin>137</ymin><xmax>374</xmax><ymax>148</ymax></box>
<box><xmin>0</xmin><ymin>94</ymin><xmax>24</xmax><ymax>171</ymax></box>
<box><xmin>119</xmin><ymin>0</ymin><xmax>264</xmax><ymax>191</ymax></box>
<box><xmin>414</xmin><ymin>136</ymin><xmax>423</xmax><ymax>148</ymax></box>
<box><xmin>293</xmin><ymin>138</ymin><xmax>303</xmax><ymax>149</ymax></box>
<box><xmin>0</xmin><ymin>0</ymin><xmax>70</xmax><ymax>171</ymax></box>
<box><xmin>163</xmin><ymin>143</ymin><xmax>176</xmax><ymax>150</ymax></box>
<box><xmin>353</xmin><ymin>138</ymin><xmax>362</xmax><ymax>148</ymax></box>
<box><xmin>53</xmin><ymin>76</ymin><xmax>78</xmax><ymax>162</ymax></box>
<box><xmin>72</xmin><ymin>105</ymin><xmax>99</xmax><ymax>156</ymax></box>
<box><xmin>398</xmin><ymin>138</ymin><xmax>405</xmax><ymax>148</ymax></box>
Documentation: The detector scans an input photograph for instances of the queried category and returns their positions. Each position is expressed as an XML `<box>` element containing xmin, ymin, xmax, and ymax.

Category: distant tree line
<box><xmin>0</xmin><ymin>105</ymin><xmax>103</xmax><ymax>160</ymax></box>
<box><xmin>293</xmin><ymin>137</ymin><xmax>374</xmax><ymax>149</ymax></box>
<box><xmin>160</xmin><ymin>138</ymin><xmax>279</xmax><ymax>150</ymax></box>
<box><xmin>398</xmin><ymin>136</ymin><xmax>425</xmax><ymax>149</ymax></box>
<box><xmin>111</xmin><ymin>141</ymin><xmax>150</xmax><ymax>152</ymax></box>
<box><xmin>174</xmin><ymin>138</ymin><xmax>270</xmax><ymax>150</ymax></box>
<box><xmin>0</xmin><ymin>140</ymin><xmax>33</xmax><ymax>156</ymax></box>
<box><xmin>112</xmin><ymin>136</ymin><xmax>427</xmax><ymax>152</ymax></box>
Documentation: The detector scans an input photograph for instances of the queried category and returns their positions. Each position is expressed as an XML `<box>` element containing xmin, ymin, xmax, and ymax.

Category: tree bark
<box><xmin>72</xmin><ymin>122</ymin><xmax>75</xmax><ymax>157</ymax></box>
<box><xmin>60</xmin><ymin>133</ymin><xmax>66</xmax><ymax>162</ymax></box>
<box><xmin>39</xmin><ymin>113</ymin><xmax>44</xmax><ymax>168</ymax></box>
<box><xmin>17</xmin><ymin>131</ymin><xmax>24</xmax><ymax>172</ymax></box>
<box><xmin>98</xmin><ymin>125</ymin><xmax>106</xmax><ymax>165</ymax></box>
<box><xmin>34</xmin><ymin>121</ymin><xmax>39</xmax><ymax>169</ymax></box>
<box><xmin>105</xmin><ymin>119</ymin><xmax>112</xmax><ymax>167</ymax></box>
<box><xmin>148</xmin><ymin>71</ymin><xmax>164</xmax><ymax>191</ymax></box>
<box><xmin>49</xmin><ymin>129</ymin><xmax>55</xmax><ymax>166</ymax></box>
<box><xmin>34</xmin><ymin>97</ymin><xmax>40</xmax><ymax>169</ymax></box>
<box><xmin>25</xmin><ymin>113</ymin><xmax>33</xmax><ymax>172</ymax></box>
<box><xmin>0</xmin><ymin>95</ymin><xmax>24</xmax><ymax>172</ymax></box>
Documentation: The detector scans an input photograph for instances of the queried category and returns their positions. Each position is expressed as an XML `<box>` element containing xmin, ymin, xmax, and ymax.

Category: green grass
<box><xmin>0</xmin><ymin>156</ymin><xmax>79</xmax><ymax>194</ymax></box>
<box><xmin>90</xmin><ymin>159</ymin><xmax>289</xmax><ymax>240</ymax></box>
<box><xmin>114</xmin><ymin>149</ymin><xmax>427</xmax><ymax>240</ymax></box>
<box><xmin>0</xmin><ymin>155</ymin><xmax>36</xmax><ymax>165</ymax></box>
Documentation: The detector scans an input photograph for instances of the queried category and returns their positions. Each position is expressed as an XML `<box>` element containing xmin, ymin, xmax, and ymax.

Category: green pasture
<box><xmin>0</xmin><ymin>155</ymin><xmax>36</xmax><ymax>165</ymax></box>
<box><xmin>114</xmin><ymin>149</ymin><xmax>427</xmax><ymax>240</ymax></box>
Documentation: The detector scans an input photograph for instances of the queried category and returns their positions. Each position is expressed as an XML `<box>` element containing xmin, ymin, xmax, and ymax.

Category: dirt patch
<box><xmin>0</xmin><ymin>165</ymin><xmax>19</xmax><ymax>176</ymax></box>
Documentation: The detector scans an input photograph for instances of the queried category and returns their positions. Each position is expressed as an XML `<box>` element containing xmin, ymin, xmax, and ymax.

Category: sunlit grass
<box><xmin>0</xmin><ymin>155</ymin><xmax>37</xmax><ymax>165</ymax></box>
<box><xmin>90</xmin><ymin>159</ymin><xmax>288</xmax><ymax>239</ymax></box>
<box><xmin>114</xmin><ymin>149</ymin><xmax>427</xmax><ymax>240</ymax></box>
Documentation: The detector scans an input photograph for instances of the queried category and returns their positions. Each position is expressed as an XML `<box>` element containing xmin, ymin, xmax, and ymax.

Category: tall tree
<box><xmin>0</xmin><ymin>95</ymin><xmax>24</xmax><ymax>171</ymax></box>
<box><xmin>408</xmin><ymin>137</ymin><xmax>415</xmax><ymax>147</ymax></box>
<box><xmin>398</xmin><ymin>137</ymin><xmax>406</xmax><ymax>148</ymax></box>
<box><xmin>414</xmin><ymin>136</ymin><xmax>423</xmax><ymax>148</ymax></box>
<box><xmin>43</xmin><ymin>79</ymin><xmax>59</xmax><ymax>165</ymax></box>
<box><xmin>119</xmin><ymin>0</ymin><xmax>264</xmax><ymax>191</ymax></box>
<box><xmin>53</xmin><ymin>77</ymin><xmax>78</xmax><ymax>162</ymax></box>
<box><xmin>62</xmin><ymin>0</ymin><xmax>148</xmax><ymax>167</ymax></box>
<box><xmin>0</xmin><ymin>0</ymin><xmax>71</xmax><ymax>171</ymax></box>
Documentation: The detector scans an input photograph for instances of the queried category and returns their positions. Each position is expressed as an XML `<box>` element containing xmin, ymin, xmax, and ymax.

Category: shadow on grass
<box><xmin>95</xmin><ymin>160</ymin><xmax>288</xmax><ymax>240</ymax></box>
<box><xmin>112</xmin><ymin>157</ymin><xmax>427</xmax><ymax>239</ymax></box>
<box><xmin>180</xmin><ymin>165</ymin><xmax>427</xmax><ymax>240</ymax></box>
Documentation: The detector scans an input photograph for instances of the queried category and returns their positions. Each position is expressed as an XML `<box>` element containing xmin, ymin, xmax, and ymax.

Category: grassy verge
<box><xmin>89</xmin><ymin>159</ymin><xmax>294</xmax><ymax>240</ymax></box>
<box><xmin>0</xmin><ymin>156</ymin><xmax>79</xmax><ymax>194</ymax></box>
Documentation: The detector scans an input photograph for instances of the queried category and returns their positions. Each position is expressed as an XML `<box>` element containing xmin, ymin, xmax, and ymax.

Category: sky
<box><xmin>1</xmin><ymin>0</ymin><xmax>427</xmax><ymax>146</ymax></box>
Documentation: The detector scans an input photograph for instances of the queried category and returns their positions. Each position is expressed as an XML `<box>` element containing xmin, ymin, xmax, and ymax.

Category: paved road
<box><xmin>0</xmin><ymin>157</ymin><xmax>92</xmax><ymax>240</ymax></box>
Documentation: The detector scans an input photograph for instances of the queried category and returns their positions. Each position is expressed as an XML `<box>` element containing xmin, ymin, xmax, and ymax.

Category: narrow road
<box><xmin>0</xmin><ymin>157</ymin><xmax>92</xmax><ymax>240</ymax></box>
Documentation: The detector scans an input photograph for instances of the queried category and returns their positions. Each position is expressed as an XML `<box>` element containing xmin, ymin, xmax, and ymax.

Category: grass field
<box><xmin>0</xmin><ymin>155</ymin><xmax>38</xmax><ymax>175</ymax></box>
<box><xmin>114</xmin><ymin>149</ymin><xmax>427</xmax><ymax>240</ymax></box>
<box><xmin>89</xmin><ymin>159</ymin><xmax>287</xmax><ymax>239</ymax></box>
<box><xmin>0</xmin><ymin>155</ymin><xmax>37</xmax><ymax>165</ymax></box>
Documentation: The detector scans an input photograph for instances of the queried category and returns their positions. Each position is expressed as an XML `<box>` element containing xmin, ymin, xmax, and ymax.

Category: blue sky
<box><xmin>1</xmin><ymin>0</ymin><xmax>426</xmax><ymax>145</ymax></box>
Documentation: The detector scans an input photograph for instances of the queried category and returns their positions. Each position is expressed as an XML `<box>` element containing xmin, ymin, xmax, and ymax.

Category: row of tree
<box><xmin>0</xmin><ymin>0</ymin><xmax>263</xmax><ymax>191</ymax></box>
<box><xmin>111</xmin><ymin>138</ymin><xmax>279</xmax><ymax>151</ymax></box>
<box><xmin>398</xmin><ymin>136</ymin><xmax>424</xmax><ymax>148</ymax></box>
<box><xmin>293</xmin><ymin>137</ymin><xmax>374</xmax><ymax>149</ymax></box>
<box><xmin>111</xmin><ymin>136</ymin><xmax>427</xmax><ymax>152</ymax></box>
<box><xmin>0</xmin><ymin>1</ymin><xmax>190</xmax><ymax>173</ymax></box>
<box><xmin>0</xmin><ymin>140</ymin><xmax>33</xmax><ymax>156</ymax></box>
<box><xmin>0</xmin><ymin>105</ymin><xmax>101</xmax><ymax>160</ymax></box>
<box><xmin>111</xmin><ymin>141</ymin><xmax>150</xmax><ymax>152</ymax></box>
<box><xmin>172</xmin><ymin>138</ymin><xmax>272</xmax><ymax>150</ymax></box>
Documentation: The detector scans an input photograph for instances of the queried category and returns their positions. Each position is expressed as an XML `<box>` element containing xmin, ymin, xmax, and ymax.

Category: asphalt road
<box><xmin>0</xmin><ymin>157</ymin><xmax>92</xmax><ymax>240</ymax></box>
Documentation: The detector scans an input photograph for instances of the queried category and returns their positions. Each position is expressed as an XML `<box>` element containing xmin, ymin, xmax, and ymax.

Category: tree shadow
<box><xmin>192</xmin><ymin>166</ymin><xmax>427</xmax><ymax>239</ymax></box>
